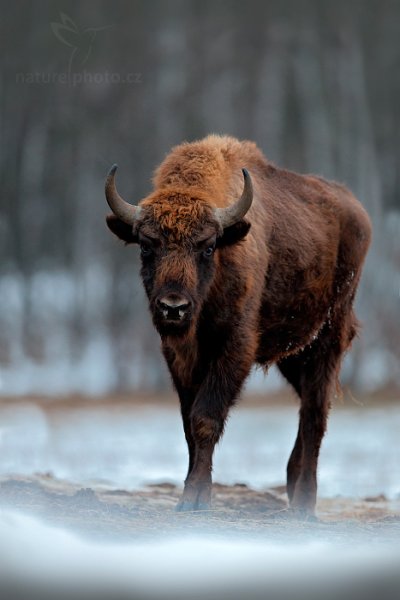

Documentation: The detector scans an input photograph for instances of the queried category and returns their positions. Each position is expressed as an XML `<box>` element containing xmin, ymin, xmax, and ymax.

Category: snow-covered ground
<box><xmin>0</xmin><ymin>508</ymin><xmax>398</xmax><ymax>600</ymax></box>
<box><xmin>0</xmin><ymin>401</ymin><xmax>399</xmax><ymax>499</ymax></box>
<box><xmin>0</xmin><ymin>400</ymin><xmax>399</xmax><ymax>599</ymax></box>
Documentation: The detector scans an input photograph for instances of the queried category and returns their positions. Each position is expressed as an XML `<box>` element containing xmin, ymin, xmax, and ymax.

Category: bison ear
<box><xmin>217</xmin><ymin>220</ymin><xmax>251</xmax><ymax>248</ymax></box>
<box><xmin>106</xmin><ymin>214</ymin><xmax>138</xmax><ymax>244</ymax></box>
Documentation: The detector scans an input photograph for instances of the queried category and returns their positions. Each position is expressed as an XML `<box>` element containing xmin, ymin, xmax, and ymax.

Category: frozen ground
<box><xmin>0</xmin><ymin>399</ymin><xmax>399</xmax><ymax>499</ymax></box>
<box><xmin>0</xmin><ymin>396</ymin><xmax>399</xmax><ymax>600</ymax></box>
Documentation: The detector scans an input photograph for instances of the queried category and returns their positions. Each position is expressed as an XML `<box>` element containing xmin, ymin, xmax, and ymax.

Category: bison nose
<box><xmin>156</xmin><ymin>295</ymin><xmax>191</xmax><ymax>321</ymax></box>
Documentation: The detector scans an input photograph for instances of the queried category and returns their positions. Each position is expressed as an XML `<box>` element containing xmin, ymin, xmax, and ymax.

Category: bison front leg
<box><xmin>176</xmin><ymin>409</ymin><xmax>227</xmax><ymax>511</ymax></box>
<box><xmin>176</xmin><ymin>349</ymin><xmax>252</xmax><ymax>512</ymax></box>
<box><xmin>175</xmin><ymin>385</ymin><xmax>197</xmax><ymax>480</ymax></box>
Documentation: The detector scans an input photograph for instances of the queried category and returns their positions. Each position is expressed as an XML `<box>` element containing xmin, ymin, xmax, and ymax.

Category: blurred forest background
<box><xmin>0</xmin><ymin>0</ymin><xmax>399</xmax><ymax>395</ymax></box>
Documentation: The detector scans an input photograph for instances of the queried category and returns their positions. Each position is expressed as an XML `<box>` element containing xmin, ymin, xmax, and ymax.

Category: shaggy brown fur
<box><xmin>106</xmin><ymin>134</ymin><xmax>372</xmax><ymax>515</ymax></box>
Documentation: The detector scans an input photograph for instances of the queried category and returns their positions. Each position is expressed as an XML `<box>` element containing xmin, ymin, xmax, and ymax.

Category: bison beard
<box><xmin>105</xmin><ymin>134</ymin><xmax>371</xmax><ymax>516</ymax></box>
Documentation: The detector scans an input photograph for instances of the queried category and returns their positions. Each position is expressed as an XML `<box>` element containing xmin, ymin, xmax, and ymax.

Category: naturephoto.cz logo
<box><xmin>16</xmin><ymin>12</ymin><xmax>142</xmax><ymax>86</ymax></box>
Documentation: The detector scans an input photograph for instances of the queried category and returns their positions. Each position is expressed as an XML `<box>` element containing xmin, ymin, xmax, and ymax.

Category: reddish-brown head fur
<box><xmin>136</xmin><ymin>186</ymin><xmax>249</xmax><ymax>337</ymax></box>
<box><xmin>106</xmin><ymin>137</ymin><xmax>253</xmax><ymax>337</ymax></box>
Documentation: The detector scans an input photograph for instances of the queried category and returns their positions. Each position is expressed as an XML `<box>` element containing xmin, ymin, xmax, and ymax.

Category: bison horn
<box><xmin>215</xmin><ymin>168</ymin><xmax>253</xmax><ymax>228</ymax></box>
<box><xmin>105</xmin><ymin>164</ymin><xmax>142</xmax><ymax>225</ymax></box>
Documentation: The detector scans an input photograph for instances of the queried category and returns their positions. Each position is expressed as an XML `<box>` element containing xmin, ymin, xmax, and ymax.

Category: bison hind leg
<box><xmin>278</xmin><ymin>311</ymin><xmax>357</xmax><ymax>515</ymax></box>
<box><xmin>277</xmin><ymin>355</ymin><xmax>304</xmax><ymax>502</ymax></box>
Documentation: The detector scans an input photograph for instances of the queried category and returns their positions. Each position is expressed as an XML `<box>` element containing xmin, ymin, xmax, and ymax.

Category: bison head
<box><xmin>105</xmin><ymin>165</ymin><xmax>253</xmax><ymax>337</ymax></box>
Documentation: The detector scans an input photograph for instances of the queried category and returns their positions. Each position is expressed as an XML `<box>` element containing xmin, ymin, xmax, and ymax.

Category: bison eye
<box><xmin>140</xmin><ymin>243</ymin><xmax>152</xmax><ymax>257</ymax></box>
<box><xmin>203</xmin><ymin>246</ymin><xmax>215</xmax><ymax>258</ymax></box>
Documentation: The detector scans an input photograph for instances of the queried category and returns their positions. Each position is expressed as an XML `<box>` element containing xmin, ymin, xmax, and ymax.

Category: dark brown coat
<box><xmin>106</xmin><ymin>135</ymin><xmax>372</xmax><ymax>514</ymax></box>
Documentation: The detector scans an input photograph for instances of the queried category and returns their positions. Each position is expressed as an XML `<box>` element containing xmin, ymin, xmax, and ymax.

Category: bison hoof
<box><xmin>175</xmin><ymin>500</ymin><xmax>196</xmax><ymax>512</ymax></box>
<box><xmin>175</xmin><ymin>483</ymin><xmax>212</xmax><ymax>512</ymax></box>
<box><xmin>175</xmin><ymin>500</ymin><xmax>211</xmax><ymax>512</ymax></box>
<box><xmin>288</xmin><ymin>505</ymin><xmax>318</xmax><ymax>522</ymax></box>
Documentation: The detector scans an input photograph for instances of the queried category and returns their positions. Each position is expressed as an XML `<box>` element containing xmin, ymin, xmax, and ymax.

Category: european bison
<box><xmin>105</xmin><ymin>135</ymin><xmax>371</xmax><ymax>515</ymax></box>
